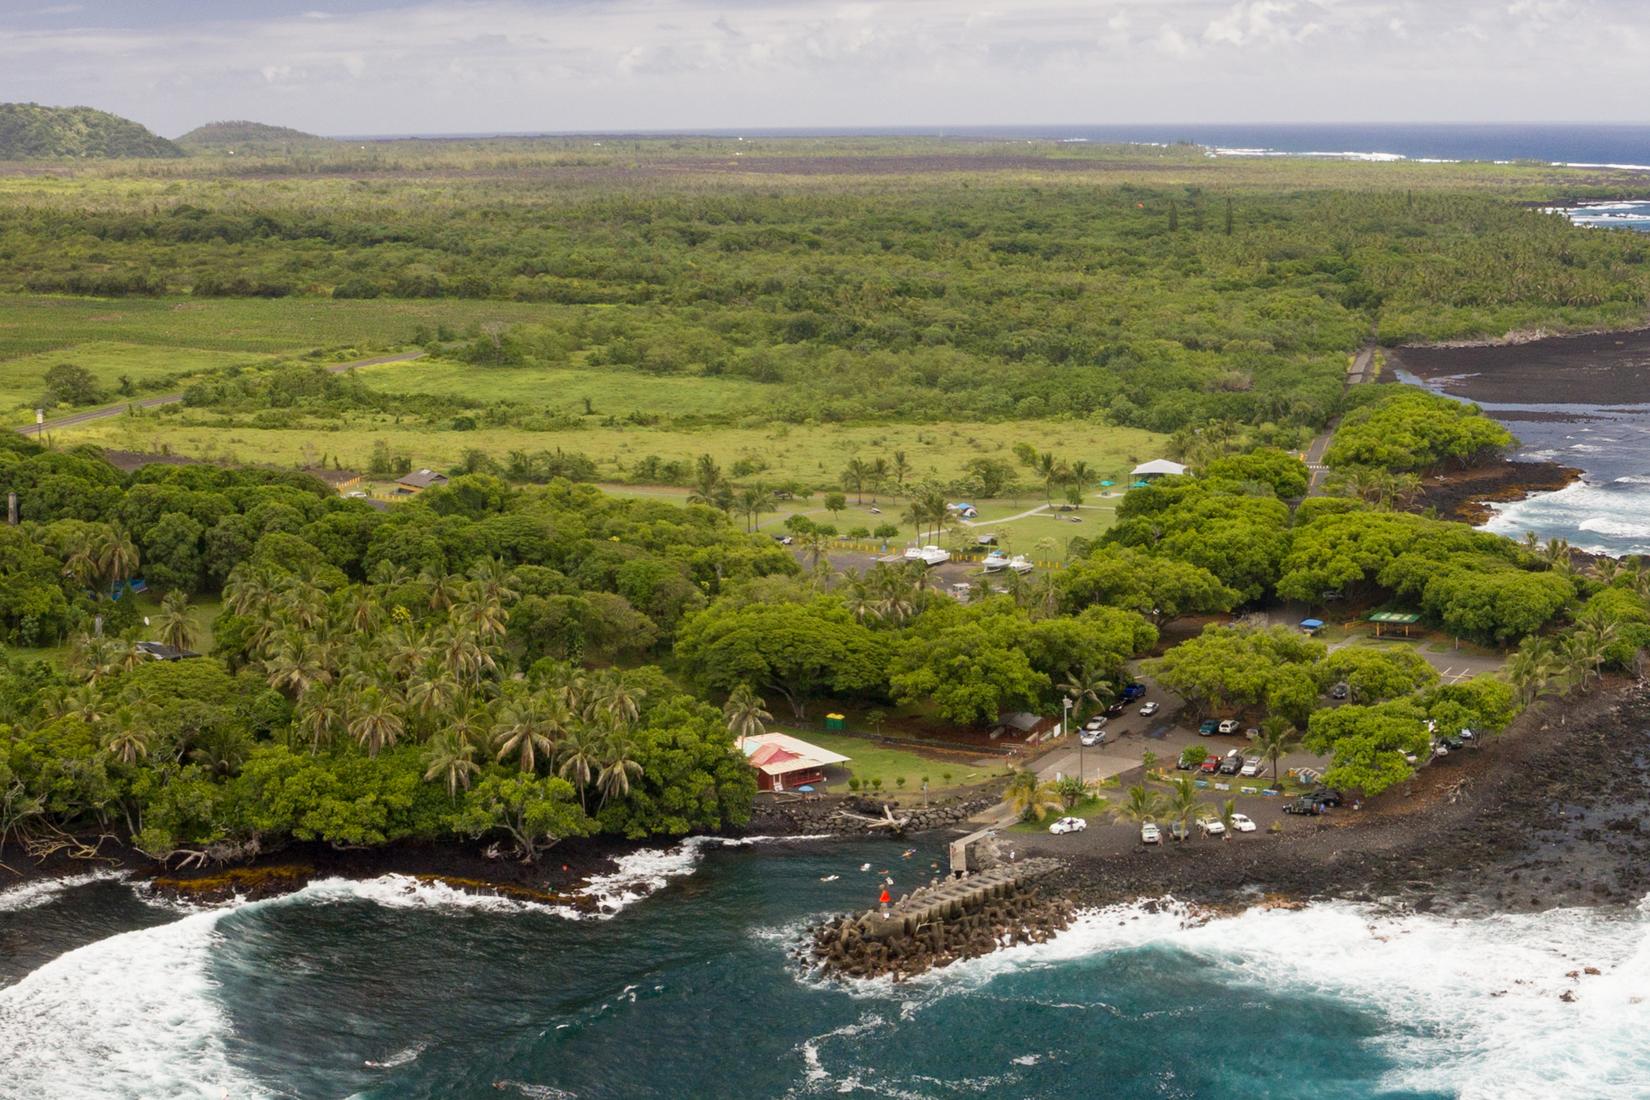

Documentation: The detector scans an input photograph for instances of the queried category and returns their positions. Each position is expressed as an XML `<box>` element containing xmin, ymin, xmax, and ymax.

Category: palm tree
<box><xmin>1163</xmin><ymin>777</ymin><xmax>1206</xmax><ymax>841</ymax></box>
<box><xmin>424</xmin><ymin>734</ymin><xmax>480</xmax><ymax>800</ymax></box>
<box><xmin>295</xmin><ymin>681</ymin><xmax>347</xmax><ymax>753</ymax></box>
<box><xmin>723</xmin><ymin>684</ymin><xmax>771</xmax><ymax>749</ymax></box>
<box><xmin>155</xmin><ymin>591</ymin><xmax>195</xmax><ymax>653</ymax></box>
<box><xmin>892</xmin><ymin>450</ymin><xmax>911</xmax><ymax>497</ymax></box>
<box><xmin>589</xmin><ymin>670</ymin><xmax>644</xmax><ymax>727</ymax></box>
<box><xmin>1252</xmin><ymin>718</ymin><xmax>1298</xmax><ymax>790</ymax></box>
<box><xmin>1111</xmin><ymin>783</ymin><xmax>1167</xmax><ymax>828</ymax></box>
<box><xmin>867</xmin><ymin>457</ymin><xmax>890</xmax><ymax>501</ymax></box>
<box><xmin>596</xmin><ymin>734</ymin><xmax>644</xmax><ymax>807</ymax></box>
<box><xmin>1059</xmin><ymin>665</ymin><xmax>1110</xmax><ymax>726</ymax></box>
<box><xmin>841</xmin><ymin>458</ymin><xmax>871</xmax><ymax>504</ymax></box>
<box><xmin>405</xmin><ymin>660</ymin><xmax>462</xmax><ymax>727</ymax></box>
<box><xmin>263</xmin><ymin>630</ymin><xmax>330</xmax><ymax>698</ymax></box>
<box><xmin>688</xmin><ymin>454</ymin><xmax>724</xmax><ymax>506</ymax></box>
<box><xmin>1216</xmin><ymin>798</ymin><xmax>1238</xmax><ymax>839</ymax></box>
<box><xmin>1506</xmin><ymin>637</ymin><xmax>1562</xmax><ymax>705</ymax></box>
<box><xmin>348</xmin><ymin>686</ymin><xmax>405</xmax><ymax>757</ymax></box>
<box><xmin>104</xmin><ymin>709</ymin><xmax>151</xmax><ymax>765</ymax></box>
<box><xmin>1003</xmin><ymin>770</ymin><xmax>1063</xmax><ymax>822</ymax></box>
<box><xmin>493</xmin><ymin>693</ymin><xmax>566</xmax><ymax>773</ymax></box>
<box><xmin>97</xmin><ymin>526</ymin><xmax>141</xmax><ymax>593</ymax></box>
<box><xmin>556</xmin><ymin>725</ymin><xmax>604</xmax><ymax>810</ymax></box>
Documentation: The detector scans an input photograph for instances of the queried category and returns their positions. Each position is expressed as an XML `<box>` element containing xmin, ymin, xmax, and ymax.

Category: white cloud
<box><xmin>0</xmin><ymin>0</ymin><xmax>1645</xmax><ymax>133</ymax></box>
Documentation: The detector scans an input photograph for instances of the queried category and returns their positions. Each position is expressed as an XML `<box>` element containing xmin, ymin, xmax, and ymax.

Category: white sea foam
<box><xmin>0</xmin><ymin>869</ymin><xmax>128</xmax><ymax>912</ymax></box>
<box><xmin>877</xmin><ymin>896</ymin><xmax>1650</xmax><ymax>1099</ymax></box>
<box><xmin>579</xmin><ymin>834</ymin><xmax>833</xmax><ymax>918</ymax></box>
<box><xmin>1579</xmin><ymin>516</ymin><xmax>1650</xmax><ymax>540</ymax></box>
<box><xmin>0</xmin><ymin>908</ymin><xmax>264</xmax><ymax>1098</ymax></box>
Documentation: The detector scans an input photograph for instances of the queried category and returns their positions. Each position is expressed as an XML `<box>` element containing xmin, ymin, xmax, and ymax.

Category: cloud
<box><xmin>0</xmin><ymin>0</ymin><xmax>1647</xmax><ymax>133</ymax></box>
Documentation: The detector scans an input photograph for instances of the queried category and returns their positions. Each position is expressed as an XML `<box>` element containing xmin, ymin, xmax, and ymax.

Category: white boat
<box><xmin>1007</xmin><ymin>555</ymin><xmax>1035</xmax><ymax>574</ymax></box>
<box><xmin>903</xmin><ymin>545</ymin><xmax>950</xmax><ymax>567</ymax></box>
<box><xmin>981</xmin><ymin>549</ymin><xmax>1009</xmax><ymax>572</ymax></box>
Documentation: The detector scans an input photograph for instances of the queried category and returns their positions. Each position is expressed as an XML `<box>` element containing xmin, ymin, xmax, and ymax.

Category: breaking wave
<box><xmin>0</xmin><ymin>869</ymin><xmax>127</xmax><ymax>913</ymax></box>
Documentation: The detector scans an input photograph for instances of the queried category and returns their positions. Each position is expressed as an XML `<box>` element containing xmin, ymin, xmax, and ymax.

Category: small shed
<box><xmin>396</xmin><ymin>468</ymin><xmax>449</xmax><ymax>494</ymax></box>
<box><xmin>1130</xmin><ymin>459</ymin><xmax>1187</xmax><ymax>482</ymax></box>
<box><xmin>992</xmin><ymin>711</ymin><xmax>1055</xmax><ymax>742</ymax></box>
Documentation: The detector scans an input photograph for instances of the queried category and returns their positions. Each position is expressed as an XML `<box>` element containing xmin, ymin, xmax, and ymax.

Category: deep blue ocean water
<box><xmin>4</xmin><ymin>838</ymin><xmax>1649</xmax><ymax>1099</ymax></box>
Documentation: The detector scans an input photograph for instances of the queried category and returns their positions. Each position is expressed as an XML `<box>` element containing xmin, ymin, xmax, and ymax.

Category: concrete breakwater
<box><xmin>809</xmin><ymin>858</ymin><xmax>1073</xmax><ymax>981</ymax></box>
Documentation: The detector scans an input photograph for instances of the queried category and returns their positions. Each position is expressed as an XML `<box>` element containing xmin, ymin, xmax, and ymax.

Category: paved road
<box><xmin>14</xmin><ymin>350</ymin><xmax>426</xmax><ymax>437</ymax></box>
<box><xmin>1304</xmin><ymin>344</ymin><xmax>1376</xmax><ymax>496</ymax></box>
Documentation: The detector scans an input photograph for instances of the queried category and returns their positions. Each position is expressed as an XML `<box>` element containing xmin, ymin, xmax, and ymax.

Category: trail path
<box><xmin>14</xmin><ymin>350</ymin><xmax>426</xmax><ymax>437</ymax></box>
<box><xmin>1305</xmin><ymin>344</ymin><xmax>1376</xmax><ymax>496</ymax></box>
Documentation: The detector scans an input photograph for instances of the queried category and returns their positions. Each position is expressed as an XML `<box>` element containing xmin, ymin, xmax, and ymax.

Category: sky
<box><xmin>2</xmin><ymin>0</ymin><xmax>1646</xmax><ymax>137</ymax></box>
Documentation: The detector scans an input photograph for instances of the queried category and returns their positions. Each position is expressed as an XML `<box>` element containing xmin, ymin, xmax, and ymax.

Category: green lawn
<box><xmin>356</xmin><ymin>358</ymin><xmax>776</xmax><ymax>419</ymax></box>
<box><xmin>790</xmin><ymin>728</ymin><xmax>1012</xmax><ymax>797</ymax></box>
<box><xmin>1009</xmin><ymin>793</ymin><xmax>1111</xmax><ymax>832</ymax></box>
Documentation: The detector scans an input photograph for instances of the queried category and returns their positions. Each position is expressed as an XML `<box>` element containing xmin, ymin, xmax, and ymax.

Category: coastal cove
<box><xmin>1392</xmin><ymin>329</ymin><xmax>1650</xmax><ymax>557</ymax></box>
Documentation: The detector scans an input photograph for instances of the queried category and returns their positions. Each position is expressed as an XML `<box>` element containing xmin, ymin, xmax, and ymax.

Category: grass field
<box><xmin>0</xmin><ymin>340</ymin><xmax>273</xmax><ymax>419</ymax></box>
<box><xmin>356</xmin><ymin>358</ymin><xmax>775</xmax><ymax>419</ymax></box>
<box><xmin>794</xmin><ymin>729</ymin><xmax>1014</xmax><ymax>796</ymax></box>
<box><xmin>55</xmin><ymin>409</ymin><xmax>1164</xmax><ymax>494</ymax></box>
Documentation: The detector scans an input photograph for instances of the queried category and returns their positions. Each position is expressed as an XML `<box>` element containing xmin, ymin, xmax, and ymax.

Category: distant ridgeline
<box><xmin>0</xmin><ymin>102</ymin><xmax>182</xmax><ymax>159</ymax></box>
<box><xmin>175</xmin><ymin>120</ymin><xmax>334</xmax><ymax>154</ymax></box>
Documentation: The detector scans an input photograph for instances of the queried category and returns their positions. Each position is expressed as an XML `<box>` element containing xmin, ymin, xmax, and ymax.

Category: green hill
<box><xmin>175</xmin><ymin>120</ymin><xmax>334</xmax><ymax>154</ymax></box>
<box><xmin>0</xmin><ymin>103</ymin><xmax>182</xmax><ymax>159</ymax></box>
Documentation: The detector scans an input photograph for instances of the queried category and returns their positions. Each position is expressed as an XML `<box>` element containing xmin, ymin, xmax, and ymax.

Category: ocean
<box><xmin>4</xmin><ymin>838</ymin><xmax>1649</xmax><ymax>1099</ymax></box>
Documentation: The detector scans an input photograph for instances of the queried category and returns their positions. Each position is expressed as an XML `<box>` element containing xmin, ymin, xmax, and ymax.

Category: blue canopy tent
<box><xmin>1299</xmin><ymin>618</ymin><xmax>1325</xmax><ymax>634</ymax></box>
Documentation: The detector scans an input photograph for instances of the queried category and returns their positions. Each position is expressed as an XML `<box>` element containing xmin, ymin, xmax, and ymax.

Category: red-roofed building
<box><xmin>741</xmin><ymin>732</ymin><xmax>852</xmax><ymax>792</ymax></box>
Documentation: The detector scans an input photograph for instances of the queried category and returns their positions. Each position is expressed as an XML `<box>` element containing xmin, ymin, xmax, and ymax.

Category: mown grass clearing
<box><xmin>792</xmin><ymin>729</ymin><xmax>1012</xmax><ymax>797</ymax></box>
<box><xmin>58</xmin><ymin>410</ymin><xmax>1165</xmax><ymax>494</ymax></box>
<box><xmin>356</xmin><ymin>358</ymin><xmax>776</xmax><ymax>418</ymax></box>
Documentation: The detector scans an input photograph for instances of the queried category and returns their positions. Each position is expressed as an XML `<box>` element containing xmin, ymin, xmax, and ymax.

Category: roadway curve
<box><xmin>14</xmin><ymin>350</ymin><xmax>426</xmax><ymax>437</ymax></box>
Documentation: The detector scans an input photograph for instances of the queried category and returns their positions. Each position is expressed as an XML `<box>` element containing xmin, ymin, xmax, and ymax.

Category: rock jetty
<box><xmin>808</xmin><ymin>857</ymin><xmax>1074</xmax><ymax>981</ymax></box>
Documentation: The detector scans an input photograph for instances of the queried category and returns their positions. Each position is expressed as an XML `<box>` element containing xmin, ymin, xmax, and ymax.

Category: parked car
<box><xmin>1084</xmin><ymin>716</ymin><xmax>1108</xmax><ymax>731</ymax></box>
<box><xmin>1284</xmin><ymin>797</ymin><xmax>1324</xmax><ymax>816</ymax></box>
<box><xmin>1199</xmin><ymin>757</ymin><xmax>1221</xmax><ymax>775</ymax></box>
<box><xmin>1168</xmin><ymin>821</ymin><xmax>1189</xmax><ymax>841</ymax></box>
<box><xmin>1140</xmin><ymin>822</ymin><xmax>1161</xmax><ymax>844</ymax></box>
<box><xmin>1229</xmin><ymin>813</ymin><xmax>1257</xmax><ymax>832</ymax></box>
<box><xmin>1139</xmin><ymin>701</ymin><xmax>1160</xmax><ymax>718</ymax></box>
<box><xmin>1219</xmin><ymin>754</ymin><xmax>1243</xmax><ymax>775</ymax></box>
<box><xmin>1439</xmin><ymin>735</ymin><xmax>1465</xmax><ymax>751</ymax></box>
<box><xmin>1049</xmin><ymin>816</ymin><xmax>1087</xmax><ymax>835</ymax></box>
<box><xmin>1244</xmin><ymin>727</ymin><xmax>1260</xmax><ymax>741</ymax></box>
<box><xmin>1218</xmin><ymin>719</ymin><xmax>1241</xmax><ymax>735</ymax></box>
<box><xmin>1198</xmin><ymin>719</ymin><xmax>1220</xmax><ymax>736</ymax></box>
<box><xmin>772</xmin><ymin>534</ymin><xmax>793</xmax><ymax>545</ymax></box>
<box><xmin>1104</xmin><ymin>700</ymin><xmax>1127</xmax><ymax>717</ymax></box>
<box><xmin>1198</xmin><ymin>817</ymin><xmax>1226</xmax><ymax>837</ymax></box>
<box><xmin>1330</xmin><ymin>682</ymin><xmax>1350</xmax><ymax>700</ymax></box>
<box><xmin>1311</xmin><ymin>787</ymin><xmax>1344</xmax><ymax>807</ymax></box>
<box><xmin>1121</xmin><ymin>683</ymin><xmax>1147</xmax><ymax>701</ymax></box>
<box><xmin>1079</xmin><ymin>730</ymin><xmax>1105</xmax><ymax>748</ymax></box>
<box><xmin>1239</xmin><ymin>756</ymin><xmax>1263</xmax><ymax>777</ymax></box>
